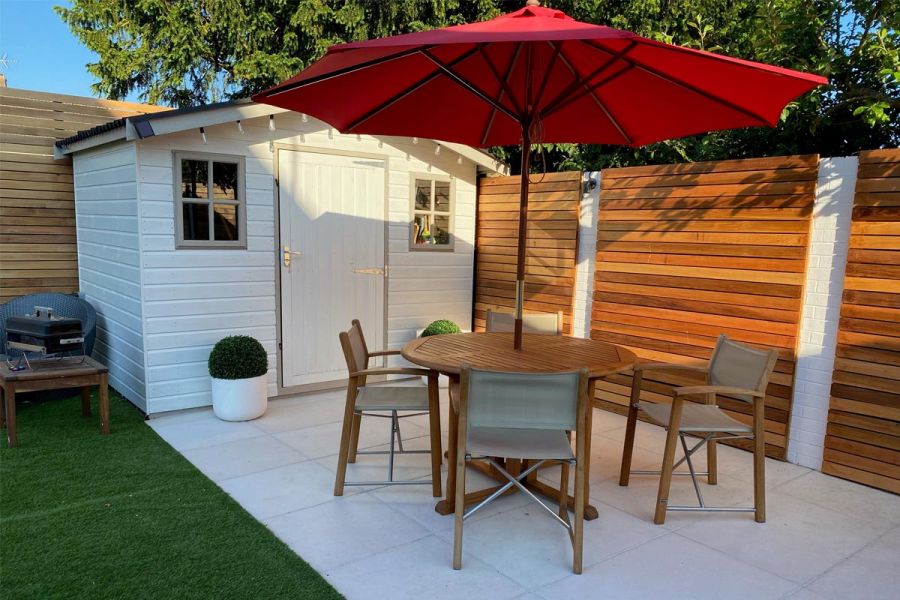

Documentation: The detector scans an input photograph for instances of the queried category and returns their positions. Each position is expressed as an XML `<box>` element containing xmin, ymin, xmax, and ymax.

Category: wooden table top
<box><xmin>0</xmin><ymin>356</ymin><xmax>108</xmax><ymax>382</ymax></box>
<box><xmin>402</xmin><ymin>332</ymin><xmax>636</xmax><ymax>378</ymax></box>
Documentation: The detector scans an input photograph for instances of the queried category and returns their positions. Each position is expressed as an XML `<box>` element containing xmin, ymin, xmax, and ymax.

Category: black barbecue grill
<box><xmin>5</xmin><ymin>306</ymin><xmax>85</xmax><ymax>370</ymax></box>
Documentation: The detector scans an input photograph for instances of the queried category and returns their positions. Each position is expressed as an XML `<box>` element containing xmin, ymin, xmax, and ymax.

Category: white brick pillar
<box><xmin>572</xmin><ymin>171</ymin><xmax>600</xmax><ymax>339</ymax></box>
<box><xmin>788</xmin><ymin>157</ymin><xmax>858</xmax><ymax>469</ymax></box>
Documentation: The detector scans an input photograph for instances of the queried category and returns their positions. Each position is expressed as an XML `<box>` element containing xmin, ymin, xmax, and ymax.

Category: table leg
<box><xmin>435</xmin><ymin>375</ymin><xmax>459</xmax><ymax>515</ymax></box>
<box><xmin>0</xmin><ymin>384</ymin><xmax>6</xmax><ymax>429</ymax></box>
<box><xmin>81</xmin><ymin>386</ymin><xmax>92</xmax><ymax>417</ymax></box>
<box><xmin>98</xmin><ymin>373</ymin><xmax>110</xmax><ymax>435</ymax></box>
<box><xmin>5</xmin><ymin>383</ymin><xmax>17</xmax><ymax>448</ymax></box>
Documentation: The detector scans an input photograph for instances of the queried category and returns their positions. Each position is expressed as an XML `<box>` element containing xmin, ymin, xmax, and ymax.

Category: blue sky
<box><xmin>0</xmin><ymin>0</ymin><xmax>133</xmax><ymax>99</ymax></box>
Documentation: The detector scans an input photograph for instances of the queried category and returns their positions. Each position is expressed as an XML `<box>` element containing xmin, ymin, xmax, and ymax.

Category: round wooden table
<box><xmin>402</xmin><ymin>332</ymin><xmax>637</xmax><ymax>520</ymax></box>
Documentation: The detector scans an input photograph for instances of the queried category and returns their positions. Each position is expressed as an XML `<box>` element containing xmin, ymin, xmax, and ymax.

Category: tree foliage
<box><xmin>58</xmin><ymin>0</ymin><xmax>897</xmax><ymax>167</ymax></box>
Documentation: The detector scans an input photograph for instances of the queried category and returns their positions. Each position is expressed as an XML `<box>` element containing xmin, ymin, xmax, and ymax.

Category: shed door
<box><xmin>278</xmin><ymin>149</ymin><xmax>386</xmax><ymax>388</ymax></box>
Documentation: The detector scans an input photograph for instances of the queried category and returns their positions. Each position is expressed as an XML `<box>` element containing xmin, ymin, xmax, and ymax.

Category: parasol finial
<box><xmin>525</xmin><ymin>0</ymin><xmax>541</xmax><ymax>6</ymax></box>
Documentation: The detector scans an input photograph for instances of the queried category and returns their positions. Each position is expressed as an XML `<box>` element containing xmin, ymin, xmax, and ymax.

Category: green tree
<box><xmin>56</xmin><ymin>0</ymin><xmax>500</xmax><ymax>106</ymax></box>
<box><xmin>58</xmin><ymin>0</ymin><xmax>897</xmax><ymax>165</ymax></box>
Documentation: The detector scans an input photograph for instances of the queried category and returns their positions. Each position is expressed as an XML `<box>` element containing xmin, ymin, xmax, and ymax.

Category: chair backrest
<box><xmin>463</xmin><ymin>367</ymin><xmax>585</xmax><ymax>431</ymax></box>
<box><xmin>708</xmin><ymin>335</ymin><xmax>779</xmax><ymax>402</ymax></box>
<box><xmin>339</xmin><ymin>319</ymin><xmax>370</xmax><ymax>375</ymax></box>
<box><xmin>1</xmin><ymin>292</ymin><xmax>98</xmax><ymax>357</ymax></box>
<box><xmin>485</xmin><ymin>309</ymin><xmax>562</xmax><ymax>335</ymax></box>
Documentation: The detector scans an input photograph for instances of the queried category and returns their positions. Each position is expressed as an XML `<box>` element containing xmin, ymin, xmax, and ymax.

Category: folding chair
<box><xmin>619</xmin><ymin>334</ymin><xmax>779</xmax><ymax>524</ymax></box>
<box><xmin>452</xmin><ymin>366</ymin><xmax>590</xmax><ymax>573</ymax></box>
<box><xmin>485</xmin><ymin>309</ymin><xmax>563</xmax><ymax>335</ymax></box>
<box><xmin>334</xmin><ymin>319</ymin><xmax>442</xmax><ymax>497</ymax></box>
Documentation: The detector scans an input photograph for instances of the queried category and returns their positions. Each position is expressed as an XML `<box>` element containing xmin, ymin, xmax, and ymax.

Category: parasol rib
<box><xmin>344</xmin><ymin>45</ymin><xmax>483</xmax><ymax>132</ymax></box>
<box><xmin>582</xmin><ymin>40</ymin><xmax>772</xmax><ymax>126</ymax></box>
<box><xmin>265</xmin><ymin>46</ymin><xmax>431</xmax><ymax>97</ymax></box>
<box><xmin>419</xmin><ymin>48</ymin><xmax>521</xmax><ymax>124</ymax></box>
<box><xmin>480</xmin><ymin>43</ymin><xmax>524</xmax><ymax>146</ymax></box>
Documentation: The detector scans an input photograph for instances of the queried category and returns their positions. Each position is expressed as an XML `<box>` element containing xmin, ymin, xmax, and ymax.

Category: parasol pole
<box><xmin>513</xmin><ymin>124</ymin><xmax>532</xmax><ymax>350</ymax></box>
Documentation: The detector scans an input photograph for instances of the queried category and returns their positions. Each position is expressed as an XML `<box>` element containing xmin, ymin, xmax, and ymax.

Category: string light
<box><xmin>412</xmin><ymin>137</ymin><xmax>419</xmax><ymax>144</ymax></box>
<box><xmin>268</xmin><ymin>115</ymin><xmax>275</xmax><ymax>131</ymax></box>
<box><xmin>199</xmin><ymin>127</ymin><xmax>207</xmax><ymax>144</ymax></box>
<box><xmin>301</xmin><ymin>113</ymin><xmax>308</xmax><ymax>123</ymax></box>
<box><xmin>236</xmin><ymin>120</ymin><xmax>244</xmax><ymax>134</ymax></box>
<box><xmin>434</xmin><ymin>145</ymin><xmax>441</xmax><ymax>155</ymax></box>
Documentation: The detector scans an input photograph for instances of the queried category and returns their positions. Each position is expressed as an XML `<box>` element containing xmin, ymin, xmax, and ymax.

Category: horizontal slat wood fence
<box><xmin>0</xmin><ymin>87</ymin><xmax>166</xmax><ymax>303</ymax></box>
<box><xmin>590</xmin><ymin>155</ymin><xmax>819</xmax><ymax>460</ymax></box>
<box><xmin>473</xmin><ymin>171</ymin><xmax>582</xmax><ymax>334</ymax></box>
<box><xmin>823</xmin><ymin>148</ymin><xmax>900</xmax><ymax>494</ymax></box>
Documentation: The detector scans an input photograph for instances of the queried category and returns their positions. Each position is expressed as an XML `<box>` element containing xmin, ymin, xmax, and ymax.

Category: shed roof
<box><xmin>55</xmin><ymin>98</ymin><xmax>508</xmax><ymax>175</ymax></box>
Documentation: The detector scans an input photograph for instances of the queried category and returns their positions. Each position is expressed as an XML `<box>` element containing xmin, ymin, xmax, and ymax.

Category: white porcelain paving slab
<box><xmin>219</xmin><ymin>459</ymin><xmax>357</xmax><ymax>520</ymax></box>
<box><xmin>433</xmin><ymin>498</ymin><xmax>666</xmax><ymax>589</ymax></box>
<box><xmin>806</xmin><ymin>525</ymin><xmax>900</xmax><ymax>599</ymax></box>
<box><xmin>146</xmin><ymin>391</ymin><xmax>900</xmax><ymax>600</ymax></box>
<box><xmin>323</xmin><ymin>534</ymin><xmax>527</xmax><ymax>600</ymax></box>
<box><xmin>273</xmin><ymin>414</ymin><xmax>430</xmax><ymax>459</ymax></box>
<box><xmin>776</xmin><ymin>470</ymin><xmax>900</xmax><ymax>527</ymax></box>
<box><xmin>148</xmin><ymin>412</ymin><xmax>266</xmax><ymax>451</ymax></box>
<box><xmin>263</xmin><ymin>493</ymin><xmax>431</xmax><ymax>572</ymax></box>
<box><xmin>536</xmin><ymin>532</ymin><xmax>798</xmax><ymax>599</ymax></box>
<box><xmin>677</xmin><ymin>491</ymin><xmax>886</xmax><ymax>584</ymax></box>
<box><xmin>181</xmin><ymin>435</ymin><xmax>307</xmax><ymax>481</ymax></box>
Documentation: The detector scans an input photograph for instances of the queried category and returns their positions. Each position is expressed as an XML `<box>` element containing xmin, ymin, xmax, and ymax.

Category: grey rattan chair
<box><xmin>453</xmin><ymin>366</ymin><xmax>590</xmax><ymax>573</ymax></box>
<box><xmin>619</xmin><ymin>334</ymin><xmax>779</xmax><ymax>524</ymax></box>
<box><xmin>485</xmin><ymin>309</ymin><xmax>563</xmax><ymax>335</ymax></box>
<box><xmin>334</xmin><ymin>320</ymin><xmax>442</xmax><ymax>497</ymax></box>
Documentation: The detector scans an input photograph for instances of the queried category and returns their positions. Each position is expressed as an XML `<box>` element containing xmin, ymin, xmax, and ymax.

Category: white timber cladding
<box><xmin>72</xmin><ymin>142</ymin><xmax>147</xmax><ymax>409</ymax></box>
<box><xmin>788</xmin><ymin>157</ymin><xmax>857</xmax><ymax>469</ymax></box>
<box><xmin>121</xmin><ymin>112</ymin><xmax>476</xmax><ymax>413</ymax></box>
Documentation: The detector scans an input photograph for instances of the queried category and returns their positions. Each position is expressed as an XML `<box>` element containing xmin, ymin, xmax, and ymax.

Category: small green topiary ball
<box><xmin>208</xmin><ymin>335</ymin><xmax>268</xmax><ymax>380</ymax></box>
<box><xmin>421</xmin><ymin>319</ymin><xmax>461</xmax><ymax>337</ymax></box>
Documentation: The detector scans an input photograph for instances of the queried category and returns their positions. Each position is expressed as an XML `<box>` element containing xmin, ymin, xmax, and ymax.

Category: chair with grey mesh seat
<box><xmin>334</xmin><ymin>319</ymin><xmax>442</xmax><ymax>497</ymax></box>
<box><xmin>485</xmin><ymin>309</ymin><xmax>563</xmax><ymax>335</ymax></box>
<box><xmin>452</xmin><ymin>366</ymin><xmax>590</xmax><ymax>573</ymax></box>
<box><xmin>619</xmin><ymin>334</ymin><xmax>779</xmax><ymax>524</ymax></box>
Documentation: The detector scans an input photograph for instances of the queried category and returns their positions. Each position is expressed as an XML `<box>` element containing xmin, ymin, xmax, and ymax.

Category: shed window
<box><xmin>175</xmin><ymin>153</ymin><xmax>246</xmax><ymax>248</ymax></box>
<box><xmin>410</xmin><ymin>175</ymin><xmax>453</xmax><ymax>251</ymax></box>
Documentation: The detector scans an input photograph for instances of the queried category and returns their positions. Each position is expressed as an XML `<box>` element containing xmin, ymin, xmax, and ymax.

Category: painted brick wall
<box><xmin>788</xmin><ymin>157</ymin><xmax>858</xmax><ymax>468</ymax></box>
<box><xmin>572</xmin><ymin>172</ymin><xmax>600</xmax><ymax>339</ymax></box>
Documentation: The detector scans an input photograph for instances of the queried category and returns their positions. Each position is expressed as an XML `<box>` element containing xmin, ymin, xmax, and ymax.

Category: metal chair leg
<box><xmin>388</xmin><ymin>410</ymin><xmax>397</xmax><ymax>482</ymax></box>
<box><xmin>680</xmin><ymin>434</ymin><xmax>705</xmax><ymax>507</ymax></box>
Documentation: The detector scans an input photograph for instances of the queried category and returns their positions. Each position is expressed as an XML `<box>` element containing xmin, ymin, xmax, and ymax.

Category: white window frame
<box><xmin>409</xmin><ymin>173</ymin><xmax>455</xmax><ymax>252</ymax></box>
<box><xmin>174</xmin><ymin>151</ymin><xmax>247</xmax><ymax>249</ymax></box>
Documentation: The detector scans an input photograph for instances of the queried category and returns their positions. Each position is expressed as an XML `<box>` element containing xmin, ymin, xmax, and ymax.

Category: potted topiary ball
<box><xmin>421</xmin><ymin>319</ymin><xmax>461</xmax><ymax>338</ymax></box>
<box><xmin>418</xmin><ymin>320</ymin><xmax>461</xmax><ymax>386</ymax></box>
<box><xmin>208</xmin><ymin>335</ymin><xmax>269</xmax><ymax>421</ymax></box>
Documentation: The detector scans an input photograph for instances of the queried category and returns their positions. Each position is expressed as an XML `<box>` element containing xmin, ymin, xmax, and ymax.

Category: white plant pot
<box><xmin>211</xmin><ymin>374</ymin><xmax>268</xmax><ymax>421</ymax></box>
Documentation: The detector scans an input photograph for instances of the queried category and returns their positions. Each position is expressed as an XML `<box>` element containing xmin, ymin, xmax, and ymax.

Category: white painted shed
<box><xmin>56</xmin><ymin>100</ymin><xmax>506</xmax><ymax>414</ymax></box>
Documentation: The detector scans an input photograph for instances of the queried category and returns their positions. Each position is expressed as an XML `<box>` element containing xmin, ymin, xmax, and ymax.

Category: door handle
<box><xmin>283</xmin><ymin>245</ymin><xmax>301</xmax><ymax>269</ymax></box>
<box><xmin>352</xmin><ymin>267</ymin><xmax>385</xmax><ymax>276</ymax></box>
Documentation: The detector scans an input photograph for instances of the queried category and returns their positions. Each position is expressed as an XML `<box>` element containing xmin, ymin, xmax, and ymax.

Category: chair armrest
<box><xmin>350</xmin><ymin>367</ymin><xmax>433</xmax><ymax>378</ymax></box>
<box><xmin>673</xmin><ymin>385</ymin><xmax>765</xmax><ymax>398</ymax></box>
<box><xmin>634</xmin><ymin>361</ymin><xmax>708</xmax><ymax>374</ymax></box>
<box><xmin>368</xmin><ymin>349</ymin><xmax>401</xmax><ymax>357</ymax></box>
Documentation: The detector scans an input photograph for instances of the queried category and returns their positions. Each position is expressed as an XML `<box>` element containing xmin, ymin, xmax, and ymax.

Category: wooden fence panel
<box><xmin>0</xmin><ymin>87</ymin><xmax>165</xmax><ymax>303</ymax></box>
<box><xmin>591</xmin><ymin>155</ymin><xmax>819</xmax><ymax>459</ymax></box>
<box><xmin>823</xmin><ymin>148</ymin><xmax>900</xmax><ymax>494</ymax></box>
<box><xmin>474</xmin><ymin>171</ymin><xmax>582</xmax><ymax>334</ymax></box>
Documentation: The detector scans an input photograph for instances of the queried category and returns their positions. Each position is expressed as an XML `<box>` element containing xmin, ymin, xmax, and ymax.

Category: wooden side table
<box><xmin>0</xmin><ymin>356</ymin><xmax>109</xmax><ymax>448</ymax></box>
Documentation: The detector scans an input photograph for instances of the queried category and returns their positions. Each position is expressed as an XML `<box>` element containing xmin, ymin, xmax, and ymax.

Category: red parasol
<box><xmin>254</xmin><ymin>0</ymin><xmax>826</xmax><ymax>349</ymax></box>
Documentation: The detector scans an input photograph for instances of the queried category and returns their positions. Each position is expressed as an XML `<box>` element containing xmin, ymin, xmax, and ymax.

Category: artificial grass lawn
<box><xmin>0</xmin><ymin>390</ymin><xmax>343</xmax><ymax>600</ymax></box>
